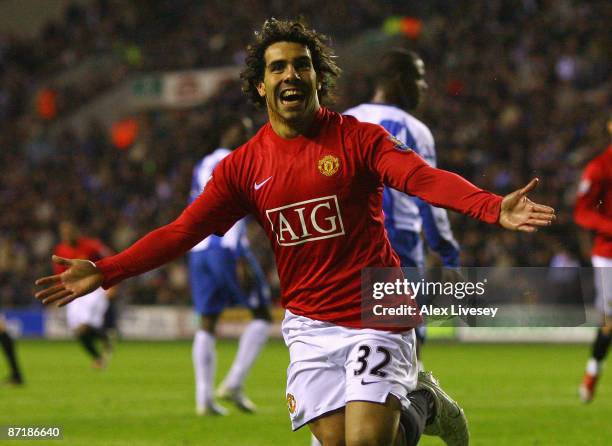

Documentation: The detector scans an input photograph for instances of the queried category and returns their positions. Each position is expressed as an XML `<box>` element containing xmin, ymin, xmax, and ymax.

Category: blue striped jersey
<box><xmin>189</xmin><ymin>148</ymin><xmax>247</xmax><ymax>253</ymax></box>
<box><xmin>344</xmin><ymin>103</ymin><xmax>459</xmax><ymax>266</ymax></box>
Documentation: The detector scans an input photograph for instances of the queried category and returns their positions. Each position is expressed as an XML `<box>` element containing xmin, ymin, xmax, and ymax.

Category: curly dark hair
<box><xmin>241</xmin><ymin>18</ymin><xmax>341</xmax><ymax>108</ymax></box>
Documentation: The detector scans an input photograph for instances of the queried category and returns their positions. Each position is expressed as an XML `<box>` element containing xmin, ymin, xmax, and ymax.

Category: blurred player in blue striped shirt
<box><xmin>345</xmin><ymin>49</ymin><xmax>460</xmax><ymax>367</ymax></box>
<box><xmin>189</xmin><ymin>115</ymin><xmax>272</xmax><ymax>415</ymax></box>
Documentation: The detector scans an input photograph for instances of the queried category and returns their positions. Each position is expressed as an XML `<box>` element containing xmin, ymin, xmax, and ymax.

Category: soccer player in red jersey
<box><xmin>575</xmin><ymin>116</ymin><xmax>612</xmax><ymax>403</ymax></box>
<box><xmin>53</xmin><ymin>221</ymin><xmax>114</xmax><ymax>369</ymax></box>
<box><xmin>36</xmin><ymin>19</ymin><xmax>555</xmax><ymax>446</ymax></box>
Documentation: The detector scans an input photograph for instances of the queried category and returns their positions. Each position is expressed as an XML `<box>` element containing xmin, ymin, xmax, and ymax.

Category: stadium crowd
<box><xmin>1</xmin><ymin>0</ymin><xmax>609</xmax><ymax>307</ymax></box>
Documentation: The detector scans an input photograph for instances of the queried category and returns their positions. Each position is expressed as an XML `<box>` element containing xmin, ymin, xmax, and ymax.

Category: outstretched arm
<box><xmin>35</xmin><ymin>155</ymin><xmax>249</xmax><ymax>306</ymax></box>
<box><xmin>35</xmin><ymin>214</ymin><xmax>214</xmax><ymax>307</ymax></box>
<box><xmin>363</xmin><ymin>125</ymin><xmax>555</xmax><ymax>230</ymax></box>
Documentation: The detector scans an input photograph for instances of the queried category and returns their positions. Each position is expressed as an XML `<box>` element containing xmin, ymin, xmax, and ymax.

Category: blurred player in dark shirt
<box><xmin>0</xmin><ymin>314</ymin><xmax>24</xmax><ymax>385</ymax></box>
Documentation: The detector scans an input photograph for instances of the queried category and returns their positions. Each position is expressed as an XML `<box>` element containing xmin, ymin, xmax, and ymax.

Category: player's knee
<box><xmin>346</xmin><ymin>422</ymin><xmax>396</xmax><ymax>446</ymax></box>
<box><xmin>309</xmin><ymin>410</ymin><xmax>346</xmax><ymax>446</ymax></box>
<box><xmin>314</xmin><ymin>432</ymin><xmax>345</xmax><ymax>446</ymax></box>
<box><xmin>251</xmin><ymin>305</ymin><xmax>272</xmax><ymax>322</ymax></box>
<box><xmin>345</xmin><ymin>425</ymin><xmax>394</xmax><ymax>446</ymax></box>
<box><xmin>199</xmin><ymin>314</ymin><xmax>219</xmax><ymax>333</ymax></box>
<box><xmin>310</xmin><ymin>425</ymin><xmax>345</xmax><ymax>446</ymax></box>
<box><xmin>74</xmin><ymin>324</ymin><xmax>90</xmax><ymax>336</ymax></box>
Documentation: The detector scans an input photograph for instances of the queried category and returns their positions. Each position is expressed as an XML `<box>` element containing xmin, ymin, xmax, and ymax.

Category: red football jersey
<box><xmin>54</xmin><ymin>237</ymin><xmax>112</xmax><ymax>275</ymax></box>
<box><xmin>574</xmin><ymin>145</ymin><xmax>612</xmax><ymax>257</ymax></box>
<box><xmin>97</xmin><ymin>108</ymin><xmax>502</xmax><ymax>328</ymax></box>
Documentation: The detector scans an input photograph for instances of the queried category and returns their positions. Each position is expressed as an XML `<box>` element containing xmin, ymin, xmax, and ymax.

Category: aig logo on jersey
<box><xmin>266</xmin><ymin>196</ymin><xmax>346</xmax><ymax>246</ymax></box>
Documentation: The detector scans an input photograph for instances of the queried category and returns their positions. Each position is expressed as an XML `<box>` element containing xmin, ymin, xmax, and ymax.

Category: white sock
<box><xmin>417</xmin><ymin>359</ymin><xmax>425</xmax><ymax>373</ymax></box>
<box><xmin>222</xmin><ymin>319</ymin><xmax>270</xmax><ymax>390</ymax></box>
<box><xmin>586</xmin><ymin>358</ymin><xmax>600</xmax><ymax>376</ymax></box>
<box><xmin>193</xmin><ymin>330</ymin><xmax>216</xmax><ymax>409</ymax></box>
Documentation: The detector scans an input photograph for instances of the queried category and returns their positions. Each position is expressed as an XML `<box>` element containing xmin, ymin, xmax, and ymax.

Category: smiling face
<box><xmin>256</xmin><ymin>41</ymin><xmax>321</xmax><ymax>130</ymax></box>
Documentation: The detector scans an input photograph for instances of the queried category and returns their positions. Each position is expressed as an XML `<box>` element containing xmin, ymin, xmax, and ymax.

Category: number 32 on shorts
<box><xmin>353</xmin><ymin>345</ymin><xmax>391</xmax><ymax>378</ymax></box>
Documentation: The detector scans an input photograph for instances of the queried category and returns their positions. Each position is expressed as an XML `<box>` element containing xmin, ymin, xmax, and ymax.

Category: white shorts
<box><xmin>282</xmin><ymin>310</ymin><xmax>417</xmax><ymax>430</ymax></box>
<box><xmin>592</xmin><ymin>256</ymin><xmax>612</xmax><ymax>317</ymax></box>
<box><xmin>66</xmin><ymin>287</ymin><xmax>109</xmax><ymax>330</ymax></box>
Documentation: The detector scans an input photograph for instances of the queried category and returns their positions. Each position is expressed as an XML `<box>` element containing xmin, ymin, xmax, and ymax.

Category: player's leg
<box><xmin>306</xmin><ymin>337</ymin><xmax>427</xmax><ymax>446</ymax></box>
<box><xmin>343</xmin><ymin>329</ymin><xmax>426</xmax><ymax>446</ymax></box>
<box><xmin>194</xmin><ymin>313</ymin><xmax>226</xmax><ymax>415</ymax></box>
<box><xmin>345</xmin><ymin>397</ymin><xmax>404</xmax><ymax>446</ymax></box>
<box><xmin>309</xmin><ymin>384</ymin><xmax>457</xmax><ymax>446</ymax></box>
<box><xmin>580</xmin><ymin>256</ymin><xmax>612</xmax><ymax>402</ymax></box>
<box><xmin>310</xmin><ymin>434</ymin><xmax>323</xmax><ymax>446</ymax></box>
<box><xmin>90</xmin><ymin>292</ymin><xmax>112</xmax><ymax>360</ymax></box>
<box><xmin>344</xmin><ymin>329</ymin><xmax>467</xmax><ymax>446</ymax></box>
<box><xmin>580</xmin><ymin>323</ymin><xmax>611</xmax><ymax>403</ymax></box>
<box><xmin>0</xmin><ymin>317</ymin><xmax>24</xmax><ymax>385</ymax></box>
<box><xmin>68</xmin><ymin>289</ymin><xmax>109</xmax><ymax>368</ymax></box>
<box><xmin>101</xmin><ymin>298</ymin><xmax>118</xmax><ymax>354</ymax></box>
<box><xmin>218</xmin><ymin>249</ymin><xmax>272</xmax><ymax>411</ymax></box>
<box><xmin>74</xmin><ymin>324</ymin><xmax>105</xmax><ymax>368</ymax></box>
<box><xmin>282</xmin><ymin>311</ymin><xmax>348</xmax><ymax>438</ymax></box>
<box><xmin>189</xmin><ymin>250</ymin><xmax>226</xmax><ymax>415</ymax></box>
<box><xmin>308</xmin><ymin>408</ymin><xmax>345</xmax><ymax>445</ymax></box>
<box><xmin>217</xmin><ymin>304</ymin><xmax>270</xmax><ymax>412</ymax></box>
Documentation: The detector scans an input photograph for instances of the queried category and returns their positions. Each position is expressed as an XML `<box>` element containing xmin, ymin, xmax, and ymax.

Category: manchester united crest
<box><xmin>318</xmin><ymin>154</ymin><xmax>340</xmax><ymax>176</ymax></box>
<box><xmin>286</xmin><ymin>393</ymin><xmax>297</xmax><ymax>414</ymax></box>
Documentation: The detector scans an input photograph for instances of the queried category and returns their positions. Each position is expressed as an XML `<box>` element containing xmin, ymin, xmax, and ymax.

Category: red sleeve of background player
<box><xmin>52</xmin><ymin>244</ymin><xmax>67</xmax><ymax>275</ymax></box>
<box><xmin>84</xmin><ymin>238</ymin><xmax>114</xmax><ymax>260</ymax></box>
<box><xmin>96</xmin><ymin>155</ymin><xmax>250</xmax><ymax>288</ymax></box>
<box><xmin>357</xmin><ymin>123</ymin><xmax>502</xmax><ymax>224</ymax></box>
<box><xmin>574</xmin><ymin>159</ymin><xmax>612</xmax><ymax>236</ymax></box>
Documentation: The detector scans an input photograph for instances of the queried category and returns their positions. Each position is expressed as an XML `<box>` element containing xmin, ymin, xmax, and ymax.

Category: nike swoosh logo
<box><xmin>254</xmin><ymin>176</ymin><xmax>272</xmax><ymax>190</ymax></box>
<box><xmin>361</xmin><ymin>379</ymin><xmax>381</xmax><ymax>385</ymax></box>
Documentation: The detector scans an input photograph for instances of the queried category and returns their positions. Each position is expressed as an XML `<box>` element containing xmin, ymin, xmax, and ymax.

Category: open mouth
<box><xmin>280</xmin><ymin>89</ymin><xmax>306</xmax><ymax>105</ymax></box>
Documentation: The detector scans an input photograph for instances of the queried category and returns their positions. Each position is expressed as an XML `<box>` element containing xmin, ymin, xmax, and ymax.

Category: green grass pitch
<box><xmin>1</xmin><ymin>340</ymin><xmax>610</xmax><ymax>445</ymax></box>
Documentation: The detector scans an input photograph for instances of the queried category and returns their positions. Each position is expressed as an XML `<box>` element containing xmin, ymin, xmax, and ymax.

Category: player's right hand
<box><xmin>35</xmin><ymin>255</ymin><xmax>104</xmax><ymax>307</ymax></box>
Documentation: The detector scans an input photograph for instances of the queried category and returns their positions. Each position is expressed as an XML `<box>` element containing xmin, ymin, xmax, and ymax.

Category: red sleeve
<box><xmin>574</xmin><ymin>160</ymin><xmax>612</xmax><ymax>236</ymax></box>
<box><xmin>96</xmin><ymin>156</ymin><xmax>249</xmax><ymax>288</ymax></box>
<box><xmin>359</xmin><ymin>123</ymin><xmax>502</xmax><ymax>224</ymax></box>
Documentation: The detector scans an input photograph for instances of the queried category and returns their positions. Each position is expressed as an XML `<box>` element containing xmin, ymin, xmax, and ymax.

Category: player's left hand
<box><xmin>499</xmin><ymin>178</ymin><xmax>555</xmax><ymax>232</ymax></box>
